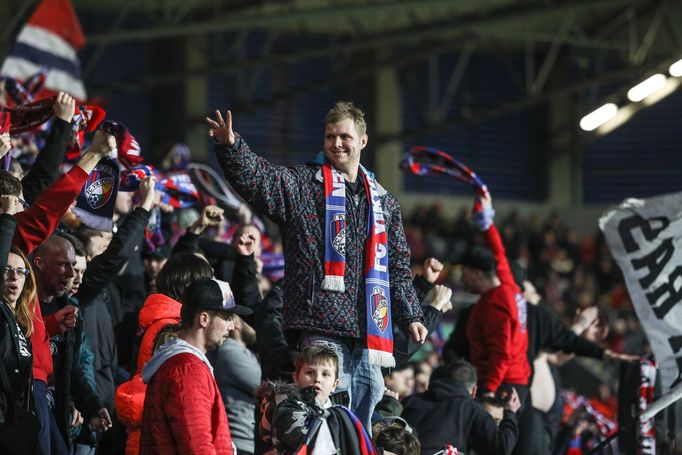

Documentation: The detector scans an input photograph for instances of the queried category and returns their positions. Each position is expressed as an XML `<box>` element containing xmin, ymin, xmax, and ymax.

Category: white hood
<box><xmin>142</xmin><ymin>337</ymin><xmax>214</xmax><ymax>384</ymax></box>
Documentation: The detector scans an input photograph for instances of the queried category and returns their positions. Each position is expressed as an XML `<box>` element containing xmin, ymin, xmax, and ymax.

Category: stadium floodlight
<box><xmin>669</xmin><ymin>59</ymin><xmax>682</xmax><ymax>77</ymax></box>
<box><xmin>627</xmin><ymin>74</ymin><xmax>667</xmax><ymax>102</ymax></box>
<box><xmin>579</xmin><ymin>103</ymin><xmax>618</xmax><ymax>132</ymax></box>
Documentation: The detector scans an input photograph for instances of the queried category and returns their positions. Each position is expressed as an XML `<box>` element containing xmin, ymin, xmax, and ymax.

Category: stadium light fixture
<box><xmin>669</xmin><ymin>59</ymin><xmax>682</xmax><ymax>77</ymax></box>
<box><xmin>627</xmin><ymin>74</ymin><xmax>667</xmax><ymax>102</ymax></box>
<box><xmin>579</xmin><ymin>103</ymin><xmax>618</xmax><ymax>132</ymax></box>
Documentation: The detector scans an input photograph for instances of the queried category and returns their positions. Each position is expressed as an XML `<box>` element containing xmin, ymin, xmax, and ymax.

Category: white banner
<box><xmin>599</xmin><ymin>192</ymin><xmax>682</xmax><ymax>391</ymax></box>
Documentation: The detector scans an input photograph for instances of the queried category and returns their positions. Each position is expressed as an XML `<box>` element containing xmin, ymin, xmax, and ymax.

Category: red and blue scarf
<box><xmin>321</xmin><ymin>163</ymin><xmax>394</xmax><ymax>368</ymax></box>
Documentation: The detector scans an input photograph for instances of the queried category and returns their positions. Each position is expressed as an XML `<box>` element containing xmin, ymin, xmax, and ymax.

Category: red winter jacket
<box><xmin>115</xmin><ymin>293</ymin><xmax>181</xmax><ymax>454</ymax></box>
<box><xmin>12</xmin><ymin>165</ymin><xmax>90</xmax><ymax>383</ymax></box>
<box><xmin>135</xmin><ymin>293</ymin><xmax>182</xmax><ymax>374</ymax></box>
<box><xmin>115</xmin><ymin>373</ymin><xmax>146</xmax><ymax>455</ymax></box>
<box><xmin>140</xmin><ymin>350</ymin><xmax>233</xmax><ymax>455</ymax></box>
<box><xmin>466</xmin><ymin>225</ymin><xmax>530</xmax><ymax>393</ymax></box>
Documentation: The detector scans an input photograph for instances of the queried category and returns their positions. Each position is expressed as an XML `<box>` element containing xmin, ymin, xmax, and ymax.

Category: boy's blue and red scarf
<box><xmin>321</xmin><ymin>162</ymin><xmax>395</xmax><ymax>368</ymax></box>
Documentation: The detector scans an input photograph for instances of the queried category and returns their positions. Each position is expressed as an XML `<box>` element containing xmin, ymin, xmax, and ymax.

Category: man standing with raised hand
<box><xmin>207</xmin><ymin>101</ymin><xmax>426</xmax><ymax>429</ymax></box>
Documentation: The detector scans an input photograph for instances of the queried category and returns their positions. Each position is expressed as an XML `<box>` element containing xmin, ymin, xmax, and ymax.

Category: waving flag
<box><xmin>1</xmin><ymin>0</ymin><xmax>87</xmax><ymax>101</ymax></box>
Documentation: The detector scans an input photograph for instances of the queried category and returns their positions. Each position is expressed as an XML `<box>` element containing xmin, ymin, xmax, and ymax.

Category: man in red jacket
<box><xmin>460</xmin><ymin>243</ymin><xmax>531</xmax><ymax>407</ymax></box>
<box><xmin>140</xmin><ymin>278</ymin><xmax>252</xmax><ymax>454</ymax></box>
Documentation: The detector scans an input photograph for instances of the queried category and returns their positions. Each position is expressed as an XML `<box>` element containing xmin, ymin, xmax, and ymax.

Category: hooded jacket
<box><xmin>401</xmin><ymin>379</ymin><xmax>518</xmax><ymax>455</ymax></box>
<box><xmin>135</xmin><ymin>293</ymin><xmax>181</xmax><ymax>374</ymax></box>
<box><xmin>115</xmin><ymin>373</ymin><xmax>145</xmax><ymax>455</ymax></box>
<box><xmin>116</xmin><ymin>293</ymin><xmax>180</xmax><ymax>455</ymax></box>
<box><xmin>139</xmin><ymin>337</ymin><xmax>233</xmax><ymax>455</ymax></box>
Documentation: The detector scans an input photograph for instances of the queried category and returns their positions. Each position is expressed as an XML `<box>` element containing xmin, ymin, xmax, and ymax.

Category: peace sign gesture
<box><xmin>205</xmin><ymin>109</ymin><xmax>235</xmax><ymax>145</ymax></box>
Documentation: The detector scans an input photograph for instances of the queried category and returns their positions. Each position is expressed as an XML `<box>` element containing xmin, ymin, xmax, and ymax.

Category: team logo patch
<box><xmin>84</xmin><ymin>162</ymin><xmax>116</xmax><ymax>209</ymax></box>
<box><xmin>330</xmin><ymin>213</ymin><xmax>346</xmax><ymax>256</ymax></box>
<box><xmin>371</xmin><ymin>287</ymin><xmax>389</xmax><ymax>333</ymax></box>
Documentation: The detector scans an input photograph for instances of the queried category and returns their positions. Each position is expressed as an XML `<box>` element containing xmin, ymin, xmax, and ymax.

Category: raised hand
<box><xmin>205</xmin><ymin>109</ymin><xmax>235</xmax><ymax>145</ymax></box>
<box><xmin>188</xmin><ymin>205</ymin><xmax>224</xmax><ymax>235</ymax></box>
<box><xmin>53</xmin><ymin>92</ymin><xmax>76</xmax><ymax>122</ymax></box>
<box><xmin>235</xmin><ymin>231</ymin><xmax>257</xmax><ymax>256</ymax></box>
<box><xmin>86</xmin><ymin>130</ymin><xmax>116</xmax><ymax>160</ymax></box>
<box><xmin>424</xmin><ymin>284</ymin><xmax>453</xmax><ymax>312</ymax></box>
<box><xmin>572</xmin><ymin>306</ymin><xmax>599</xmax><ymax>335</ymax></box>
<box><xmin>423</xmin><ymin>257</ymin><xmax>443</xmax><ymax>284</ymax></box>
<box><xmin>138</xmin><ymin>175</ymin><xmax>157</xmax><ymax>211</ymax></box>
<box><xmin>0</xmin><ymin>133</ymin><xmax>11</xmax><ymax>159</ymax></box>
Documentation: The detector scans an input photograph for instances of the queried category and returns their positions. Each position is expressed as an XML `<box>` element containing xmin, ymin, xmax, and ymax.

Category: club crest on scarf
<box><xmin>330</xmin><ymin>213</ymin><xmax>346</xmax><ymax>256</ymax></box>
<box><xmin>84</xmin><ymin>162</ymin><xmax>116</xmax><ymax>209</ymax></box>
<box><xmin>371</xmin><ymin>287</ymin><xmax>389</xmax><ymax>333</ymax></box>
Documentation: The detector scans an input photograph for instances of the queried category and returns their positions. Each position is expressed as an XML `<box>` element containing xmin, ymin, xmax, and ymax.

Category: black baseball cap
<box><xmin>182</xmin><ymin>278</ymin><xmax>252</xmax><ymax>315</ymax></box>
<box><xmin>460</xmin><ymin>246</ymin><xmax>496</xmax><ymax>273</ymax></box>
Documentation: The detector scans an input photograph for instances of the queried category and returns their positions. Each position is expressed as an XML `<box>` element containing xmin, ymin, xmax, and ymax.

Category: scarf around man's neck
<box><xmin>321</xmin><ymin>161</ymin><xmax>395</xmax><ymax>368</ymax></box>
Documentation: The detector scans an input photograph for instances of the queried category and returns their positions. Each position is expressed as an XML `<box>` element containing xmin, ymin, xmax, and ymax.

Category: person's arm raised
<box><xmin>76</xmin><ymin>130</ymin><xmax>116</xmax><ymax>175</ymax></box>
<box><xmin>206</xmin><ymin>109</ymin><xmax>303</xmax><ymax>224</ymax></box>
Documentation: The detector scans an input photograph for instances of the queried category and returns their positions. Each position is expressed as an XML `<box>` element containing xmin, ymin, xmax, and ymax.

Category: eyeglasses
<box><xmin>17</xmin><ymin>198</ymin><xmax>29</xmax><ymax>209</ymax></box>
<box><xmin>5</xmin><ymin>266</ymin><xmax>30</xmax><ymax>277</ymax></box>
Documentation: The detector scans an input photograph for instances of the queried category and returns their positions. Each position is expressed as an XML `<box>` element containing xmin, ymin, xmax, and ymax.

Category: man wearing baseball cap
<box><xmin>459</xmin><ymin>246</ymin><xmax>530</xmax><ymax>409</ymax></box>
<box><xmin>139</xmin><ymin>278</ymin><xmax>252</xmax><ymax>454</ymax></box>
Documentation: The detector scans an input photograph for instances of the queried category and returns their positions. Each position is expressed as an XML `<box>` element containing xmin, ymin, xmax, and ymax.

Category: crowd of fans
<box><xmin>0</xmin><ymin>95</ymin><xmax>647</xmax><ymax>455</ymax></box>
<box><xmin>405</xmin><ymin>202</ymin><xmax>648</xmax><ymax>359</ymax></box>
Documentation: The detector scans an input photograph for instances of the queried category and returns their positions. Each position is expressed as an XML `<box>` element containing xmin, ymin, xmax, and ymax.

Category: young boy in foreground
<box><xmin>292</xmin><ymin>344</ymin><xmax>341</xmax><ymax>408</ymax></box>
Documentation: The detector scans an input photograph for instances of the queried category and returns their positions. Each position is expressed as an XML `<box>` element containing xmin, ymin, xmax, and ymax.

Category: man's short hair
<box><xmin>433</xmin><ymin>360</ymin><xmax>478</xmax><ymax>391</ymax></box>
<box><xmin>58</xmin><ymin>232</ymin><xmax>87</xmax><ymax>258</ymax></box>
<box><xmin>0</xmin><ymin>170</ymin><xmax>22</xmax><ymax>197</ymax></box>
<box><xmin>72</xmin><ymin>227</ymin><xmax>106</xmax><ymax>254</ymax></box>
<box><xmin>296</xmin><ymin>345</ymin><xmax>340</xmax><ymax>379</ymax></box>
<box><xmin>156</xmin><ymin>253</ymin><xmax>213</xmax><ymax>301</ymax></box>
<box><xmin>180</xmin><ymin>305</ymin><xmax>199</xmax><ymax>328</ymax></box>
<box><xmin>372</xmin><ymin>419</ymin><xmax>421</xmax><ymax>455</ymax></box>
<box><xmin>325</xmin><ymin>101</ymin><xmax>367</xmax><ymax>137</ymax></box>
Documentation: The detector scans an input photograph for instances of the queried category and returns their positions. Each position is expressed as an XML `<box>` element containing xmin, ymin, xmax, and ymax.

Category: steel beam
<box><xmin>85</xmin><ymin>0</ymin><xmax>648</xmax><ymax>46</ymax></box>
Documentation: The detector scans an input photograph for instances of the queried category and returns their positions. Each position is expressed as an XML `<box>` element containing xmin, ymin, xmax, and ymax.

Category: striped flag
<box><xmin>1</xmin><ymin>0</ymin><xmax>87</xmax><ymax>101</ymax></box>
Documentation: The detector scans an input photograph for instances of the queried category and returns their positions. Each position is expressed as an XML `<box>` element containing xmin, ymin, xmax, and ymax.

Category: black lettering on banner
<box><xmin>631</xmin><ymin>238</ymin><xmax>675</xmax><ymax>288</ymax></box>
<box><xmin>618</xmin><ymin>215</ymin><xmax>670</xmax><ymax>253</ymax></box>
<box><xmin>646</xmin><ymin>266</ymin><xmax>682</xmax><ymax>319</ymax></box>
<box><xmin>670</xmin><ymin>335</ymin><xmax>682</xmax><ymax>353</ymax></box>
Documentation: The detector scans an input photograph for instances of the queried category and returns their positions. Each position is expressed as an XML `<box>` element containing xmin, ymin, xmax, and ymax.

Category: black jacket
<box><xmin>77</xmin><ymin>207</ymin><xmax>150</xmax><ymax>412</ymax></box>
<box><xmin>525</xmin><ymin>303</ymin><xmax>605</xmax><ymax>369</ymax></box>
<box><xmin>21</xmin><ymin>118</ymin><xmax>70</xmax><ymax>206</ymax></box>
<box><xmin>401</xmin><ymin>379</ymin><xmax>518</xmax><ymax>455</ymax></box>
<box><xmin>0</xmin><ymin>214</ymin><xmax>26</xmax><ymax>422</ymax></box>
<box><xmin>43</xmin><ymin>295</ymin><xmax>103</xmax><ymax>450</ymax></box>
<box><xmin>0</xmin><ymin>301</ymin><xmax>33</xmax><ymax>422</ymax></box>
